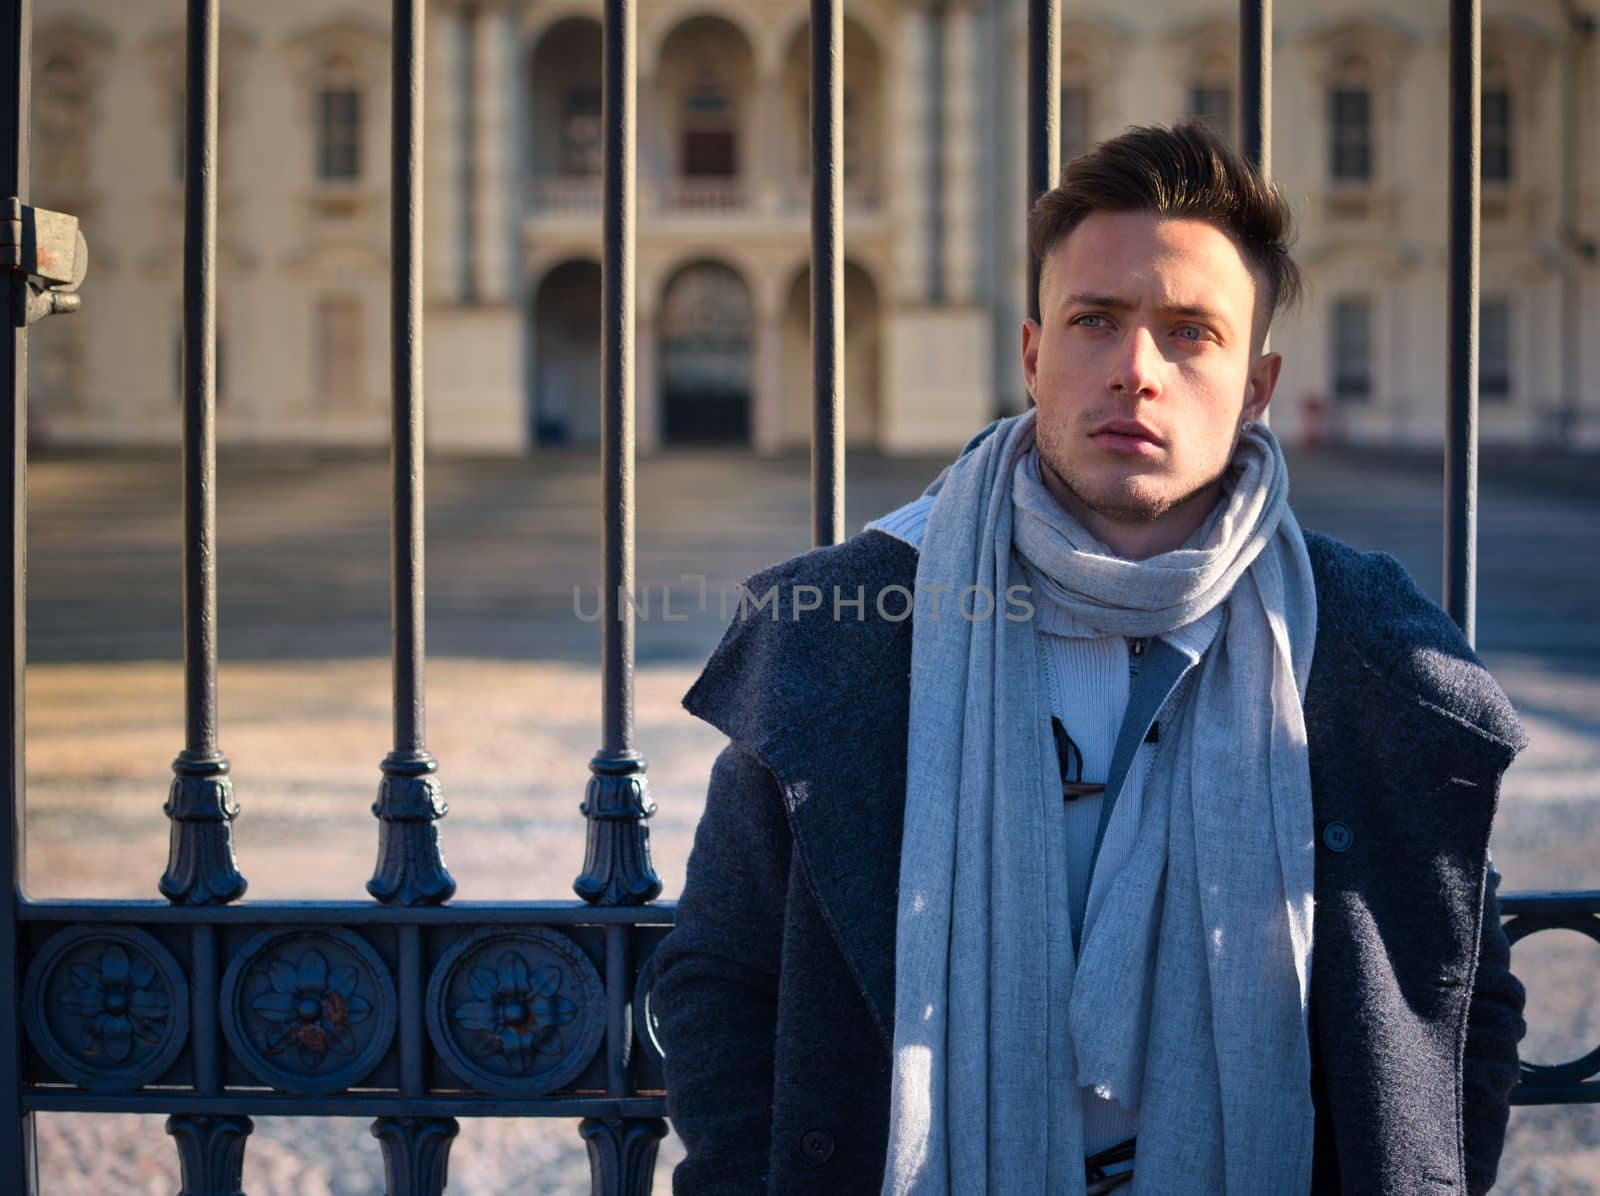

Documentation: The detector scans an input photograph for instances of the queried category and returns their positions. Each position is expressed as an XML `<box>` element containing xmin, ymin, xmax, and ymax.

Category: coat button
<box><xmin>800</xmin><ymin>1128</ymin><xmax>834</xmax><ymax>1164</ymax></box>
<box><xmin>1322</xmin><ymin>820</ymin><xmax>1354</xmax><ymax>853</ymax></box>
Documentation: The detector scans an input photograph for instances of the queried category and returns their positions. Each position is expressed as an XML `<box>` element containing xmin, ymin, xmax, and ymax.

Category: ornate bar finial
<box><xmin>160</xmin><ymin>751</ymin><xmax>246</xmax><ymax>905</ymax></box>
<box><xmin>167</xmin><ymin>1113</ymin><xmax>252</xmax><ymax>1196</ymax></box>
<box><xmin>574</xmin><ymin>751</ymin><xmax>661</xmax><ymax>907</ymax></box>
<box><xmin>371</xmin><ymin>1116</ymin><xmax>459</xmax><ymax>1196</ymax></box>
<box><xmin>580</xmin><ymin>1116</ymin><xmax>667</xmax><ymax>1196</ymax></box>
<box><xmin>368</xmin><ymin>750</ymin><xmax>455</xmax><ymax>906</ymax></box>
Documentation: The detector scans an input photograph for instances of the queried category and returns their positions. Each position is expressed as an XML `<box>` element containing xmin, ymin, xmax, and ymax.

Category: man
<box><xmin>654</xmin><ymin>123</ymin><xmax>1526</xmax><ymax>1195</ymax></box>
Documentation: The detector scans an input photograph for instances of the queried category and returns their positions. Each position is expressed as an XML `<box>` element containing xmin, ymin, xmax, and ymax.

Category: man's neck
<box><xmin>1038</xmin><ymin>465</ymin><xmax>1222</xmax><ymax>561</ymax></box>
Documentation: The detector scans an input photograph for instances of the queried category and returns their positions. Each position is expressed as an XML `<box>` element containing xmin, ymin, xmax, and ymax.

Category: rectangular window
<box><xmin>316</xmin><ymin>87</ymin><xmax>362</xmax><ymax>181</ymax></box>
<box><xmin>1480</xmin><ymin>297</ymin><xmax>1512</xmax><ymax>401</ymax></box>
<box><xmin>1331</xmin><ymin>298</ymin><xmax>1373</xmax><ymax>402</ymax></box>
<box><xmin>1061</xmin><ymin>85</ymin><xmax>1091</xmax><ymax>164</ymax></box>
<box><xmin>1482</xmin><ymin>89</ymin><xmax>1513</xmax><ymax>183</ymax></box>
<box><xmin>1189</xmin><ymin>85</ymin><xmax>1234</xmax><ymax>146</ymax></box>
<box><xmin>1329</xmin><ymin>87</ymin><xmax>1372</xmax><ymax>182</ymax></box>
<box><xmin>315</xmin><ymin>295</ymin><xmax>364</xmax><ymax>407</ymax></box>
<box><xmin>561</xmin><ymin>87</ymin><xmax>602</xmax><ymax>176</ymax></box>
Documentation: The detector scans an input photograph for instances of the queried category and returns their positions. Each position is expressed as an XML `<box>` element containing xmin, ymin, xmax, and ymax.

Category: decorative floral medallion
<box><xmin>221</xmin><ymin>928</ymin><xmax>396</xmax><ymax>1094</ymax></box>
<box><xmin>425</xmin><ymin>928</ymin><xmax>604</xmax><ymax>1097</ymax></box>
<box><xmin>22</xmin><ymin>925</ymin><xmax>188</xmax><ymax>1091</ymax></box>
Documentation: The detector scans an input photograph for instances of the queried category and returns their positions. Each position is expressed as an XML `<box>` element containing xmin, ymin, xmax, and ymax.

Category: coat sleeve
<box><xmin>653</xmin><ymin>741</ymin><xmax>793</xmax><ymax>1195</ymax></box>
<box><xmin>1462</xmin><ymin>862</ymin><xmax>1526</xmax><ymax>1195</ymax></box>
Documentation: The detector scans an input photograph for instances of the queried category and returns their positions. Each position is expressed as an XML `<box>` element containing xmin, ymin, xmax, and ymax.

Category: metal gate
<box><xmin>0</xmin><ymin>1</ymin><xmax>1595</xmax><ymax>1194</ymax></box>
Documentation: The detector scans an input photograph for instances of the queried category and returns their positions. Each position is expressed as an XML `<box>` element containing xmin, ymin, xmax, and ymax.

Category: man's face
<box><xmin>1021</xmin><ymin>211</ymin><xmax>1282</xmax><ymax>556</ymax></box>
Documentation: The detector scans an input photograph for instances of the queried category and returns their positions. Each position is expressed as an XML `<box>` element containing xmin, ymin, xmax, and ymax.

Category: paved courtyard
<box><xmin>18</xmin><ymin>443</ymin><xmax>1600</xmax><ymax>1193</ymax></box>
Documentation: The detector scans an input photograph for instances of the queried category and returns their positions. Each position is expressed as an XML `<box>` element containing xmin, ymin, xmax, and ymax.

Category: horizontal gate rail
<box><xmin>15</xmin><ymin>901</ymin><xmax>674</xmax><ymax>1121</ymax></box>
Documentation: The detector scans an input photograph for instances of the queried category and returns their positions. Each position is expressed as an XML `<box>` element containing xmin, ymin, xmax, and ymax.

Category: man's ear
<box><xmin>1244</xmin><ymin>351</ymin><xmax>1282</xmax><ymax>421</ymax></box>
<box><xmin>1021</xmin><ymin>319</ymin><xmax>1042</xmax><ymax>403</ymax></box>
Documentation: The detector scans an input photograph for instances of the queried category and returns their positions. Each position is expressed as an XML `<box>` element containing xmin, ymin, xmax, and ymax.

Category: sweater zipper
<box><xmin>1128</xmin><ymin>637</ymin><xmax>1148</xmax><ymax>678</ymax></box>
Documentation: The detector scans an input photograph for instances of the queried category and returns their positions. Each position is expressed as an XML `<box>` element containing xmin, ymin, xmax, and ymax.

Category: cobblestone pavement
<box><xmin>19</xmin><ymin>445</ymin><xmax>1600</xmax><ymax>1193</ymax></box>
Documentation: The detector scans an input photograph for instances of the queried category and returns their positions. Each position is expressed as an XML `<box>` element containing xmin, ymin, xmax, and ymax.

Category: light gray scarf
<box><xmin>881</xmin><ymin>409</ymin><xmax>1318</xmax><ymax>1196</ymax></box>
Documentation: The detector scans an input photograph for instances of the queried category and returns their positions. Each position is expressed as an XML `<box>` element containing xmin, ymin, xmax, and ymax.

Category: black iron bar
<box><xmin>369</xmin><ymin>0</ymin><xmax>455</xmax><ymax>907</ymax></box>
<box><xmin>1</xmin><ymin>0</ymin><xmax>35</xmax><ymax>1187</ymax></box>
<box><xmin>1445</xmin><ymin>0</ymin><xmax>1480</xmax><ymax>643</ymax></box>
<box><xmin>190</xmin><ymin>925</ymin><xmax>221</xmax><ymax>1093</ymax></box>
<box><xmin>159</xmin><ymin>0</ymin><xmax>244</xmax><ymax>907</ymax></box>
<box><xmin>1026</xmin><ymin>0</ymin><xmax>1059</xmax><ymax>324</ymax></box>
<box><xmin>398</xmin><ymin>924</ymin><xmax>426</xmax><ymax>1095</ymax></box>
<box><xmin>180</xmin><ymin>0</ymin><xmax>219</xmax><ymax>767</ymax></box>
<box><xmin>600</xmin><ymin>0</ymin><xmax>637</xmax><ymax>760</ymax></box>
<box><xmin>1240</xmin><ymin>0</ymin><xmax>1270</xmax><ymax>175</ymax></box>
<box><xmin>605</xmin><ymin>923</ymin><xmax>629</xmax><ymax>1095</ymax></box>
<box><xmin>811</xmin><ymin>0</ymin><xmax>843</xmax><ymax>547</ymax></box>
<box><xmin>574</xmin><ymin>0</ymin><xmax>659</xmax><ymax>912</ymax></box>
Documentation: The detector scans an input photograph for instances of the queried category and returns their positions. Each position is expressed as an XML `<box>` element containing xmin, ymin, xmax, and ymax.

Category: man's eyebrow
<box><xmin>1062</xmin><ymin>292</ymin><xmax>1232</xmax><ymax>326</ymax></box>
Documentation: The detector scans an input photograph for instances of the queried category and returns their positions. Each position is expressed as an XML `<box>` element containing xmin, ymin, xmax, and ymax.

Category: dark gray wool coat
<box><xmin>653</xmin><ymin>526</ymin><xmax>1529</xmax><ymax>1196</ymax></box>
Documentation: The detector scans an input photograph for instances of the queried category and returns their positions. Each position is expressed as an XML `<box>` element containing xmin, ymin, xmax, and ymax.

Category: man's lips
<box><xmin>1090</xmin><ymin>420</ymin><xmax>1165</xmax><ymax>450</ymax></box>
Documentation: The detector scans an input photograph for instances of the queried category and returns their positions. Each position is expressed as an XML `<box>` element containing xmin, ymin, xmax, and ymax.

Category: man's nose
<box><xmin>1108</xmin><ymin>325</ymin><xmax>1163</xmax><ymax>398</ymax></box>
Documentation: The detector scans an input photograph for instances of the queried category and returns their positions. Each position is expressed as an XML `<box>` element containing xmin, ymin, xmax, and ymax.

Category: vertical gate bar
<box><xmin>580</xmin><ymin>0</ymin><xmax>664</xmax><ymax>1176</ymax></box>
<box><xmin>160</xmin><ymin>0</ymin><xmax>245</xmax><ymax>907</ymax></box>
<box><xmin>599</xmin><ymin>0</ymin><xmax>636</xmax><ymax>766</ymax></box>
<box><xmin>574</xmin><ymin>0</ymin><xmax>660</xmax><ymax>911</ymax></box>
<box><xmin>397</xmin><ymin>924</ymin><xmax>425</xmax><ymax>1096</ymax></box>
<box><xmin>190</xmin><ymin>924</ymin><xmax>221</xmax><ymax>1092</ymax></box>
<box><xmin>0</xmin><ymin>0</ymin><xmax>37</xmax><ymax>1187</ymax></box>
<box><xmin>1445</xmin><ymin>0</ymin><xmax>1480</xmax><ymax>643</ymax></box>
<box><xmin>605</xmin><ymin>923</ymin><xmax>629</xmax><ymax>1095</ymax></box>
<box><xmin>164</xmin><ymin>3</ymin><xmax>253</xmax><ymax>1182</ymax></box>
<box><xmin>1026</xmin><ymin>0</ymin><xmax>1059</xmax><ymax>324</ymax></box>
<box><xmin>810</xmin><ymin>0</ymin><xmax>843</xmax><ymax>547</ymax></box>
<box><xmin>369</xmin><ymin>0</ymin><xmax>455</xmax><ymax>908</ymax></box>
<box><xmin>1239</xmin><ymin>0</ymin><xmax>1270</xmax><ymax>176</ymax></box>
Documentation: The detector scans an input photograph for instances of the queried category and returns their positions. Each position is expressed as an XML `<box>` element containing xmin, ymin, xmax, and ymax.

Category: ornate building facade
<box><xmin>24</xmin><ymin>0</ymin><xmax>1600</xmax><ymax>452</ymax></box>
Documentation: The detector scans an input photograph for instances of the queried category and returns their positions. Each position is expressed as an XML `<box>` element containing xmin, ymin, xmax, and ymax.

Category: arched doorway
<box><xmin>782</xmin><ymin>260</ymin><xmax>883</xmax><ymax>446</ymax></box>
<box><xmin>529</xmin><ymin>259</ymin><xmax>602</xmax><ymax>446</ymax></box>
<box><xmin>659</xmin><ymin>260</ymin><xmax>753</xmax><ymax>445</ymax></box>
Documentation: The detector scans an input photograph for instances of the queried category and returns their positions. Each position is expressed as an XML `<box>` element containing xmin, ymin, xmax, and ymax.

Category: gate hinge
<box><xmin>1</xmin><ymin>197</ymin><xmax>89</xmax><ymax>323</ymax></box>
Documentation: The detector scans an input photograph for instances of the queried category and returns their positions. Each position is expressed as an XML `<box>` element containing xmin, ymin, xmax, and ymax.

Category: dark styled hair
<box><xmin>1027</xmin><ymin>121</ymin><xmax>1304</xmax><ymax>342</ymax></box>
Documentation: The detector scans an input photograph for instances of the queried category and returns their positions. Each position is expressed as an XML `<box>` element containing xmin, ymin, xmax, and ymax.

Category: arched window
<box><xmin>682</xmin><ymin>69</ymin><xmax>736</xmax><ymax>178</ymax></box>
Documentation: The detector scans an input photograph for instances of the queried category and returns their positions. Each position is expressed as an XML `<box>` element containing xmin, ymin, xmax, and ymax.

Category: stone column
<box><xmin>754</xmin><ymin>66</ymin><xmax>785</xmax><ymax>215</ymax></box>
<box><xmin>942</xmin><ymin>1</ymin><xmax>980</xmax><ymax>304</ymax></box>
<box><xmin>637</xmin><ymin>315</ymin><xmax>660</xmax><ymax>454</ymax></box>
<box><xmin>472</xmin><ymin>1</ymin><xmax>514</xmax><ymax>303</ymax></box>
<box><xmin>753</xmin><ymin>306</ymin><xmax>785</xmax><ymax>454</ymax></box>
<box><xmin>887</xmin><ymin>4</ymin><xmax>930</xmax><ymax>305</ymax></box>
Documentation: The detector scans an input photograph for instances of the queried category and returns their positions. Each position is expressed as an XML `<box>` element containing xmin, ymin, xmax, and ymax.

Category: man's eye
<box><xmin>1175</xmin><ymin>325</ymin><xmax>1205</xmax><ymax>341</ymax></box>
<box><xmin>1073</xmin><ymin>314</ymin><xmax>1106</xmax><ymax>329</ymax></box>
